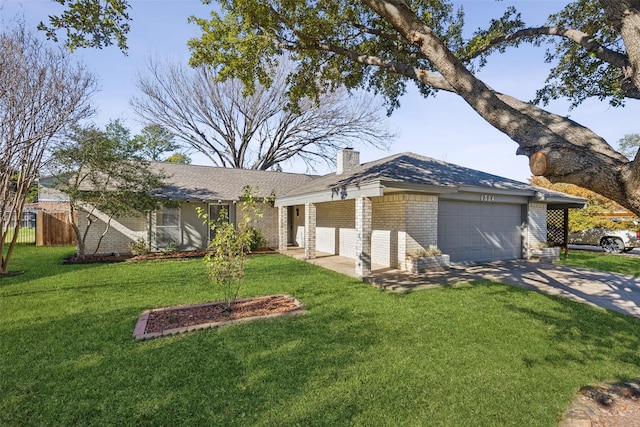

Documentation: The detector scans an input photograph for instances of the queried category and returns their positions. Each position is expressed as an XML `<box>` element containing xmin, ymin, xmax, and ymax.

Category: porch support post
<box><xmin>355</xmin><ymin>196</ymin><xmax>372</xmax><ymax>278</ymax></box>
<box><xmin>304</xmin><ymin>203</ymin><xmax>316</xmax><ymax>259</ymax></box>
<box><xmin>278</xmin><ymin>206</ymin><xmax>288</xmax><ymax>252</ymax></box>
<box><xmin>562</xmin><ymin>208</ymin><xmax>569</xmax><ymax>258</ymax></box>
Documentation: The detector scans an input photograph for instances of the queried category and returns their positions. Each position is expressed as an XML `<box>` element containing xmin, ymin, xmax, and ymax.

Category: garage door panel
<box><xmin>438</xmin><ymin>201</ymin><xmax>522</xmax><ymax>263</ymax></box>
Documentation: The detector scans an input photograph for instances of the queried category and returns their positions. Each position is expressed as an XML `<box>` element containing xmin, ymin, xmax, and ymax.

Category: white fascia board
<box><xmin>457</xmin><ymin>185</ymin><xmax>534</xmax><ymax>197</ymax></box>
<box><xmin>274</xmin><ymin>182</ymin><xmax>383</xmax><ymax>207</ymax></box>
<box><xmin>535</xmin><ymin>194</ymin><xmax>587</xmax><ymax>208</ymax></box>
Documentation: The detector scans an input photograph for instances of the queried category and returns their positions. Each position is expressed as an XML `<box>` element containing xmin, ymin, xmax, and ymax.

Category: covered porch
<box><xmin>282</xmin><ymin>246</ymin><xmax>387</xmax><ymax>279</ymax></box>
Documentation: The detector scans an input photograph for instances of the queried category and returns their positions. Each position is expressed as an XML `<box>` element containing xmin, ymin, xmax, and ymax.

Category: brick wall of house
<box><xmin>78</xmin><ymin>209</ymin><xmax>147</xmax><ymax>255</ymax></box>
<box><xmin>355</xmin><ymin>196</ymin><xmax>372</xmax><ymax>277</ymax></box>
<box><xmin>526</xmin><ymin>202</ymin><xmax>548</xmax><ymax>256</ymax></box>
<box><xmin>370</xmin><ymin>194</ymin><xmax>438</xmax><ymax>269</ymax></box>
<box><xmin>403</xmin><ymin>194</ymin><xmax>439</xmax><ymax>268</ymax></box>
<box><xmin>78</xmin><ymin>200</ymin><xmax>280</xmax><ymax>255</ymax></box>
<box><xmin>315</xmin><ymin>200</ymin><xmax>355</xmax><ymax>257</ymax></box>
<box><xmin>308</xmin><ymin>193</ymin><xmax>440</xmax><ymax>269</ymax></box>
<box><xmin>371</xmin><ymin>194</ymin><xmax>406</xmax><ymax>269</ymax></box>
<box><xmin>253</xmin><ymin>205</ymin><xmax>279</xmax><ymax>249</ymax></box>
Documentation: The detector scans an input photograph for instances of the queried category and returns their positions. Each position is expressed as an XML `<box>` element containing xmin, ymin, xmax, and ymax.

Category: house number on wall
<box><xmin>481</xmin><ymin>194</ymin><xmax>495</xmax><ymax>202</ymax></box>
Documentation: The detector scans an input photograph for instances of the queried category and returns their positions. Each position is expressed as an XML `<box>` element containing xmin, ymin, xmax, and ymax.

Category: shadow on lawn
<box><xmin>479</xmin><ymin>283</ymin><xmax>640</xmax><ymax>369</ymax></box>
<box><xmin>1</xmin><ymin>304</ymin><xmax>382</xmax><ymax>426</ymax></box>
<box><xmin>0</xmin><ymin>249</ymin><xmax>99</xmax><ymax>287</ymax></box>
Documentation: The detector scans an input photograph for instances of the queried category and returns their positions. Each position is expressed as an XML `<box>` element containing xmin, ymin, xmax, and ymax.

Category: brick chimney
<box><xmin>336</xmin><ymin>148</ymin><xmax>360</xmax><ymax>175</ymax></box>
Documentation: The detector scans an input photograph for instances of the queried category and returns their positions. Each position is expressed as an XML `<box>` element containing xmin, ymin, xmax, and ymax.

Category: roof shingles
<box><xmin>140</xmin><ymin>153</ymin><xmax>584</xmax><ymax>207</ymax></box>
<box><xmin>151</xmin><ymin>162</ymin><xmax>317</xmax><ymax>201</ymax></box>
<box><xmin>283</xmin><ymin>152</ymin><xmax>534</xmax><ymax>197</ymax></box>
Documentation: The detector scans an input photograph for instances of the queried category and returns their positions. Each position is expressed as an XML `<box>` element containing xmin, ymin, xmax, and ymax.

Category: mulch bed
<box><xmin>63</xmin><ymin>248</ymin><xmax>277</xmax><ymax>264</ymax></box>
<box><xmin>133</xmin><ymin>294</ymin><xmax>305</xmax><ymax>340</ymax></box>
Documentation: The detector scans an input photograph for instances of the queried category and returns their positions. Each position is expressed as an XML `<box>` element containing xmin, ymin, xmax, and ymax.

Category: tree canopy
<box><xmin>51</xmin><ymin>120</ymin><xmax>165</xmax><ymax>259</ymax></box>
<box><xmin>37</xmin><ymin>1</ymin><xmax>640</xmax><ymax>215</ymax></box>
<box><xmin>618</xmin><ymin>133</ymin><xmax>640</xmax><ymax>160</ymax></box>
<box><xmin>131</xmin><ymin>124</ymin><xmax>181</xmax><ymax>162</ymax></box>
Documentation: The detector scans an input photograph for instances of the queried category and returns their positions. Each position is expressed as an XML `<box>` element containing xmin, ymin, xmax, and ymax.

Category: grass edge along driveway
<box><xmin>1</xmin><ymin>246</ymin><xmax>639</xmax><ymax>426</ymax></box>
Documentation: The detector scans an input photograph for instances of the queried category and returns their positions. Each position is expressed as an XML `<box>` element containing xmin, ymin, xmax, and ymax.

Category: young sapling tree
<box><xmin>196</xmin><ymin>186</ymin><xmax>265</xmax><ymax>309</ymax></box>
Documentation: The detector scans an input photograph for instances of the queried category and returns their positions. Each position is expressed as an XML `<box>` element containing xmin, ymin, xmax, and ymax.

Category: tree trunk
<box><xmin>69</xmin><ymin>204</ymin><xmax>85</xmax><ymax>259</ymax></box>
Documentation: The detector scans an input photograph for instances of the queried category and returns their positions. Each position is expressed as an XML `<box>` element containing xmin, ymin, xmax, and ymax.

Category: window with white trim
<box><xmin>156</xmin><ymin>205</ymin><xmax>180</xmax><ymax>248</ymax></box>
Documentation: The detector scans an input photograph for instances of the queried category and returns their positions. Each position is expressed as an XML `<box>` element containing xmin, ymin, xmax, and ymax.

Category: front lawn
<box><xmin>558</xmin><ymin>249</ymin><xmax>640</xmax><ymax>276</ymax></box>
<box><xmin>3</xmin><ymin>227</ymin><xmax>35</xmax><ymax>244</ymax></box>
<box><xmin>1</xmin><ymin>246</ymin><xmax>639</xmax><ymax>426</ymax></box>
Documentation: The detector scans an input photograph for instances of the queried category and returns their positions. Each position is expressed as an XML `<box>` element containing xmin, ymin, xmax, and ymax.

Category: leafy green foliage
<box><xmin>131</xmin><ymin>124</ymin><xmax>180</xmax><ymax>162</ymax></box>
<box><xmin>162</xmin><ymin>241</ymin><xmax>179</xmax><ymax>254</ymax></box>
<box><xmin>535</xmin><ymin>0</ymin><xmax>626</xmax><ymax>108</ymax></box>
<box><xmin>164</xmin><ymin>152</ymin><xmax>192</xmax><ymax>164</ymax></box>
<box><xmin>37</xmin><ymin>1</ymin><xmax>639</xmax><ymax>112</ymax></box>
<box><xmin>196</xmin><ymin>186</ymin><xmax>264</xmax><ymax>308</ymax></box>
<box><xmin>568</xmin><ymin>204</ymin><xmax>636</xmax><ymax>233</ymax></box>
<box><xmin>1</xmin><ymin>23</ymin><xmax>96</xmax><ymax>274</ymax></box>
<box><xmin>460</xmin><ymin>6</ymin><xmax>526</xmax><ymax>68</ymax></box>
<box><xmin>128</xmin><ymin>238</ymin><xmax>151</xmax><ymax>256</ymax></box>
<box><xmin>188</xmin><ymin>1</ymin><xmax>465</xmax><ymax>112</ymax></box>
<box><xmin>618</xmin><ymin>133</ymin><xmax>640</xmax><ymax>160</ymax></box>
<box><xmin>50</xmin><ymin>120</ymin><xmax>166</xmax><ymax>258</ymax></box>
<box><xmin>37</xmin><ymin>0</ymin><xmax>131</xmax><ymax>51</ymax></box>
<box><xmin>186</xmin><ymin>1</ymin><xmax>636</xmax><ymax>112</ymax></box>
<box><xmin>247</xmin><ymin>227</ymin><xmax>267</xmax><ymax>251</ymax></box>
<box><xmin>38</xmin><ymin>1</ymin><xmax>638</xmax><ymax>112</ymax></box>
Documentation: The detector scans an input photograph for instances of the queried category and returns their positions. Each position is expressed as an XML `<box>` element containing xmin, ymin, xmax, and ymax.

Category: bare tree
<box><xmin>131</xmin><ymin>58</ymin><xmax>393</xmax><ymax>171</ymax></box>
<box><xmin>0</xmin><ymin>23</ymin><xmax>96</xmax><ymax>274</ymax></box>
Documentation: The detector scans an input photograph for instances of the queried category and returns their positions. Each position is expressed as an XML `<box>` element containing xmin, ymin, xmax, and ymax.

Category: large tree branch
<box><xmin>277</xmin><ymin>39</ymin><xmax>453</xmax><ymax>91</ymax></box>
<box><xmin>361</xmin><ymin>0</ymin><xmax>640</xmax><ymax>211</ymax></box>
<box><xmin>600</xmin><ymin>1</ymin><xmax>640</xmax><ymax>99</ymax></box>
<box><xmin>463</xmin><ymin>26</ymin><xmax>628</xmax><ymax>68</ymax></box>
<box><xmin>464</xmin><ymin>23</ymin><xmax>640</xmax><ymax>100</ymax></box>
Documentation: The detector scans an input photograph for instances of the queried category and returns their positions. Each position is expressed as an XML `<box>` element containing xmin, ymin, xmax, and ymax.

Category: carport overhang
<box><xmin>531</xmin><ymin>191</ymin><xmax>587</xmax><ymax>210</ymax></box>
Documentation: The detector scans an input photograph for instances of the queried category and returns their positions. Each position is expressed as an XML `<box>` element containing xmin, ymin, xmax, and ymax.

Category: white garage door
<box><xmin>438</xmin><ymin>201</ymin><xmax>523</xmax><ymax>263</ymax></box>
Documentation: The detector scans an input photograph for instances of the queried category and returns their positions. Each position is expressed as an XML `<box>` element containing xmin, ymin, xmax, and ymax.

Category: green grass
<box><xmin>3</xmin><ymin>227</ymin><xmax>35</xmax><ymax>244</ymax></box>
<box><xmin>558</xmin><ymin>249</ymin><xmax>640</xmax><ymax>276</ymax></box>
<box><xmin>2</xmin><ymin>246</ymin><xmax>639</xmax><ymax>426</ymax></box>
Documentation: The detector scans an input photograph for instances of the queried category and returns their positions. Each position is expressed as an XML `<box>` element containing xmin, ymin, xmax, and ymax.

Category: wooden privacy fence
<box><xmin>36</xmin><ymin>211</ymin><xmax>76</xmax><ymax>246</ymax></box>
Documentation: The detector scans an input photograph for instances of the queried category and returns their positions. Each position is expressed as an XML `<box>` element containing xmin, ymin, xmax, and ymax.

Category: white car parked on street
<box><xmin>568</xmin><ymin>228</ymin><xmax>640</xmax><ymax>253</ymax></box>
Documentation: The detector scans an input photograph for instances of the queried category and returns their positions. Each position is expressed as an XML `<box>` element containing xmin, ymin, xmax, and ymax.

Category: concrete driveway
<box><xmin>284</xmin><ymin>248</ymin><xmax>640</xmax><ymax>318</ymax></box>
<box><xmin>368</xmin><ymin>260</ymin><xmax>640</xmax><ymax>318</ymax></box>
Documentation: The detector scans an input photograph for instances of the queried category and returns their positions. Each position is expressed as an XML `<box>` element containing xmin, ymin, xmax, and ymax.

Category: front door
<box><xmin>287</xmin><ymin>206</ymin><xmax>294</xmax><ymax>245</ymax></box>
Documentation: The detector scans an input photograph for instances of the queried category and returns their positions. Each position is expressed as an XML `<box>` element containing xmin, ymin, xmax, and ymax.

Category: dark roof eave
<box><xmin>379</xmin><ymin>180</ymin><xmax>458</xmax><ymax>194</ymax></box>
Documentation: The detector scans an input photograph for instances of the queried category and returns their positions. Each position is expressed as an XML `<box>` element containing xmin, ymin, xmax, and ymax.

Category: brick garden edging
<box><xmin>133</xmin><ymin>295</ymin><xmax>306</xmax><ymax>341</ymax></box>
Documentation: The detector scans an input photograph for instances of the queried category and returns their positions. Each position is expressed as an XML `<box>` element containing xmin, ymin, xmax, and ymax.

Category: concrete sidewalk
<box><xmin>283</xmin><ymin>248</ymin><xmax>640</xmax><ymax>318</ymax></box>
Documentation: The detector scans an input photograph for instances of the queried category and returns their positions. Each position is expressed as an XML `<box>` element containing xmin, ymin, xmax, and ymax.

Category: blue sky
<box><xmin>2</xmin><ymin>0</ymin><xmax>638</xmax><ymax>182</ymax></box>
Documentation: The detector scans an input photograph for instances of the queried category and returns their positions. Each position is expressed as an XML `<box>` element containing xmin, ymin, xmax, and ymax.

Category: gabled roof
<box><xmin>274</xmin><ymin>152</ymin><xmax>586</xmax><ymax>208</ymax></box>
<box><xmin>152</xmin><ymin>162</ymin><xmax>317</xmax><ymax>201</ymax></box>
